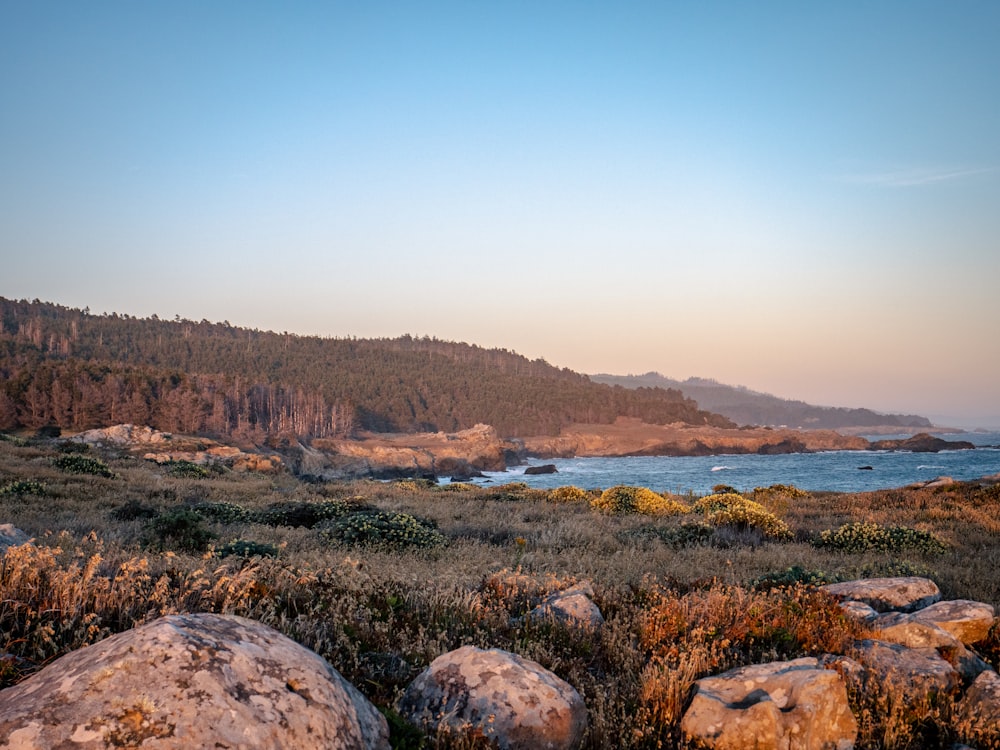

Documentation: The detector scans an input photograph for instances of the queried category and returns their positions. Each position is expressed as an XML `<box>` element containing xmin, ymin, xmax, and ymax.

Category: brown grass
<box><xmin>1</xmin><ymin>438</ymin><xmax>999</xmax><ymax>748</ymax></box>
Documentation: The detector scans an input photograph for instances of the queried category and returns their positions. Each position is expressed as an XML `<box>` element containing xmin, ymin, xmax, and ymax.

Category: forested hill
<box><xmin>0</xmin><ymin>298</ymin><xmax>732</xmax><ymax>441</ymax></box>
<box><xmin>591</xmin><ymin>372</ymin><xmax>932</xmax><ymax>430</ymax></box>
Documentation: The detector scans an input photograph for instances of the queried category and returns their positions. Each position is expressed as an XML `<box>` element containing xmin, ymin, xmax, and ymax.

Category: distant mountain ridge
<box><xmin>590</xmin><ymin>372</ymin><xmax>933</xmax><ymax>431</ymax></box>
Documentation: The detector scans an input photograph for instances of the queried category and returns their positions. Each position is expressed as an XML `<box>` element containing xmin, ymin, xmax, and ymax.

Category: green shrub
<box><xmin>547</xmin><ymin>485</ymin><xmax>592</xmax><ymax>503</ymax></box>
<box><xmin>692</xmin><ymin>492</ymin><xmax>793</xmax><ymax>541</ymax></box>
<box><xmin>652</xmin><ymin>522</ymin><xmax>716</xmax><ymax>548</ymax></box>
<box><xmin>190</xmin><ymin>502</ymin><xmax>255</xmax><ymax>524</ymax></box>
<box><xmin>486</xmin><ymin>482</ymin><xmax>540</xmax><ymax>502</ymax></box>
<box><xmin>814</xmin><ymin>521</ymin><xmax>948</xmax><ymax>554</ymax></box>
<box><xmin>56</xmin><ymin>441</ymin><xmax>90</xmax><ymax>454</ymax></box>
<box><xmin>252</xmin><ymin>499</ymin><xmax>354</xmax><ymax>528</ymax></box>
<box><xmin>51</xmin><ymin>454</ymin><xmax>116</xmax><ymax>478</ymax></box>
<box><xmin>166</xmin><ymin>460</ymin><xmax>210</xmax><ymax>479</ymax></box>
<box><xmin>215</xmin><ymin>540</ymin><xmax>279</xmax><ymax>558</ymax></box>
<box><xmin>854</xmin><ymin>559</ymin><xmax>938</xmax><ymax>580</ymax></box>
<box><xmin>142</xmin><ymin>509</ymin><xmax>217</xmax><ymax>553</ymax></box>
<box><xmin>109</xmin><ymin>499</ymin><xmax>159</xmax><ymax>522</ymax></box>
<box><xmin>0</xmin><ymin>433</ymin><xmax>28</xmax><ymax>447</ymax></box>
<box><xmin>751</xmin><ymin>566</ymin><xmax>838</xmax><ymax>590</ymax></box>
<box><xmin>318</xmin><ymin>510</ymin><xmax>447</xmax><ymax>550</ymax></box>
<box><xmin>0</xmin><ymin>480</ymin><xmax>46</xmax><ymax>497</ymax></box>
<box><xmin>592</xmin><ymin>486</ymin><xmax>688</xmax><ymax>516</ymax></box>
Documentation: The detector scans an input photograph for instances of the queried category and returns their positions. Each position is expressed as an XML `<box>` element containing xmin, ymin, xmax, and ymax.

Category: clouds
<box><xmin>836</xmin><ymin>166</ymin><xmax>996</xmax><ymax>188</ymax></box>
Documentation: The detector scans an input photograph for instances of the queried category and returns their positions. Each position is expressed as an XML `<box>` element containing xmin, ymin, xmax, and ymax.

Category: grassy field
<box><xmin>1</xmin><ymin>435</ymin><xmax>998</xmax><ymax>748</ymax></box>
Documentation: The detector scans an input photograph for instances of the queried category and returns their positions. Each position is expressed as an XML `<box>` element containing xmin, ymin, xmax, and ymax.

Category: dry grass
<box><xmin>1</xmin><ymin>437</ymin><xmax>999</xmax><ymax>748</ymax></box>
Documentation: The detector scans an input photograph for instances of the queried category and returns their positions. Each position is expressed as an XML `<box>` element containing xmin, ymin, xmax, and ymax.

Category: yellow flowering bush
<box><xmin>693</xmin><ymin>492</ymin><xmax>793</xmax><ymax>541</ymax></box>
<box><xmin>592</xmin><ymin>486</ymin><xmax>689</xmax><ymax>516</ymax></box>
<box><xmin>547</xmin><ymin>485</ymin><xmax>592</xmax><ymax>503</ymax></box>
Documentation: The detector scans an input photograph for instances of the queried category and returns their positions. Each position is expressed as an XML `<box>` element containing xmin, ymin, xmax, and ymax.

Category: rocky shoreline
<box><xmin>68</xmin><ymin>420</ymin><xmax>976</xmax><ymax>482</ymax></box>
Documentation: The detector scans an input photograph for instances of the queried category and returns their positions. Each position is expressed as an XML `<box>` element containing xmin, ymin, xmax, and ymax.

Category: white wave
<box><xmin>917</xmin><ymin>465</ymin><xmax>945</xmax><ymax>470</ymax></box>
<box><xmin>711</xmin><ymin>466</ymin><xmax>731</xmax><ymax>472</ymax></box>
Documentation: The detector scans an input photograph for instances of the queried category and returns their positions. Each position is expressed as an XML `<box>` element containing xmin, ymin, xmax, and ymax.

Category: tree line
<box><xmin>0</xmin><ymin>297</ymin><xmax>732</xmax><ymax>442</ymax></box>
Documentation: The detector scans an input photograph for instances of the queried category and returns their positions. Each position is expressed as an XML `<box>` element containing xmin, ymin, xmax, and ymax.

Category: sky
<box><xmin>2</xmin><ymin>2</ymin><xmax>999</xmax><ymax>428</ymax></box>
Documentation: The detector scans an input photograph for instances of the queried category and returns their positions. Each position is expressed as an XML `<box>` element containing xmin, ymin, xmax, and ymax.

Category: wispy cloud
<box><xmin>836</xmin><ymin>166</ymin><xmax>996</xmax><ymax>188</ymax></box>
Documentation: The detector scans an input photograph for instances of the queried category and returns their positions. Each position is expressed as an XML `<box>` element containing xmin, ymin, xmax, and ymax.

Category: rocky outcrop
<box><xmin>822</xmin><ymin>576</ymin><xmax>942</xmax><ymax>613</ymax></box>
<box><xmin>677</xmin><ymin>576</ymin><xmax>999</xmax><ymax>749</ymax></box>
<box><xmin>312</xmin><ymin>424</ymin><xmax>512</xmax><ymax>480</ymax></box>
<box><xmin>397</xmin><ymin>645</ymin><xmax>587</xmax><ymax>750</ymax></box>
<box><xmin>522</xmin><ymin>418</ymin><xmax>869</xmax><ymax>459</ymax></box>
<box><xmin>72</xmin><ymin>424</ymin><xmax>283</xmax><ymax>473</ymax></box>
<box><xmin>680</xmin><ymin>657</ymin><xmax>858</xmax><ymax>750</ymax></box>
<box><xmin>0</xmin><ymin>613</ymin><xmax>389</xmax><ymax>749</ymax></box>
<box><xmin>827</xmin><ymin>577</ymin><xmax>998</xmax><ymax>712</ymax></box>
<box><xmin>870</xmin><ymin>433</ymin><xmax>976</xmax><ymax>452</ymax></box>
<box><xmin>0</xmin><ymin>524</ymin><xmax>29</xmax><ymax>554</ymax></box>
<box><xmin>524</xmin><ymin>463</ymin><xmax>558</xmax><ymax>475</ymax></box>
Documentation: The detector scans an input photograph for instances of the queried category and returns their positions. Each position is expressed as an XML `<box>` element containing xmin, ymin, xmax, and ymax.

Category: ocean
<box><xmin>475</xmin><ymin>432</ymin><xmax>1000</xmax><ymax>494</ymax></box>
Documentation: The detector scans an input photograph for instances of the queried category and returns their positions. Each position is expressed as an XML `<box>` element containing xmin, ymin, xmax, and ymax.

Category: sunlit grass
<box><xmin>1</xmin><ymin>437</ymin><xmax>998</xmax><ymax>748</ymax></box>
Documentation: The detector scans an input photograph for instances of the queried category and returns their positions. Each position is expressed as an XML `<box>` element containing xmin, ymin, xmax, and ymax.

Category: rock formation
<box><xmin>822</xmin><ymin>576</ymin><xmax>942</xmax><ymax>613</ymax></box>
<box><xmin>869</xmin><ymin>433</ymin><xmax>975</xmax><ymax>452</ymax></box>
<box><xmin>72</xmin><ymin>424</ymin><xmax>283</xmax><ymax>473</ymax></box>
<box><xmin>397</xmin><ymin>645</ymin><xmax>587</xmax><ymax>750</ymax></box>
<box><xmin>0</xmin><ymin>613</ymin><xmax>389</xmax><ymax>749</ymax></box>
<box><xmin>680</xmin><ymin>657</ymin><xmax>858</xmax><ymax>750</ymax></box>
<box><xmin>525</xmin><ymin>581</ymin><xmax>605</xmax><ymax>630</ymax></box>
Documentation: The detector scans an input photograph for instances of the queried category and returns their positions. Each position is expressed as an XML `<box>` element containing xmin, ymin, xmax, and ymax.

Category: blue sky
<box><xmin>2</xmin><ymin>2</ymin><xmax>998</xmax><ymax>427</ymax></box>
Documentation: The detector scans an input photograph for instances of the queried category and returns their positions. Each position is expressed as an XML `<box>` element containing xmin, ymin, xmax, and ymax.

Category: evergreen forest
<box><xmin>0</xmin><ymin>297</ymin><xmax>732</xmax><ymax>442</ymax></box>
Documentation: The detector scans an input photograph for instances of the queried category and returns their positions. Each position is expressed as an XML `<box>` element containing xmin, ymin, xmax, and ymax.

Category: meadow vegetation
<box><xmin>1</xmin><ymin>437</ymin><xmax>998</xmax><ymax>748</ymax></box>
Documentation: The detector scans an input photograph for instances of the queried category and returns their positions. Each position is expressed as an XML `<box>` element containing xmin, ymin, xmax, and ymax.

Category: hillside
<box><xmin>591</xmin><ymin>372</ymin><xmax>933</xmax><ymax>431</ymax></box>
<box><xmin>0</xmin><ymin>298</ymin><xmax>732</xmax><ymax>441</ymax></box>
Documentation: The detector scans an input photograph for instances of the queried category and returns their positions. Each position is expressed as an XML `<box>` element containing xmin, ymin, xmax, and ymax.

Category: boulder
<box><xmin>397</xmin><ymin>645</ymin><xmax>587</xmax><ymax>750</ymax></box>
<box><xmin>679</xmin><ymin>657</ymin><xmax>857</xmax><ymax>750</ymax></box>
<box><xmin>0</xmin><ymin>613</ymin><xmax>389</xmax><ymax>749</ymax></box>
<box><xmin>526</xmin><ymin>582</ymin><xmax>604</xmax><ymax>630</ymax></box>
<box><xmin>939</xmin><ymin>643</ymin><xmax>993</xmax><ymax>685</ymax></box>
<box><xmin>852</xmin><ymin>639</ymin><xmax>959</xmax><ymax>703</ymax></box>
<box><xmin>838</xmin><ymin>600</ymin><xmax>880</xmax><ymax>624</ymax></box>
<box><xmin>822</xmin><ymin>577</ymin><xmax>941</xmax><ymax>613</ymax></box>
<box><xmin>524</xmin><ymin>464</ymin><xmax>558</xmax><ymax>475</ymax></box>
<box><xmin>0</xmin><ymin>524</ymin><xmax>30</xmax><ymax>554</ymax></box>
<box><xmin>910</xmin><ymin>599</ymin><xmax>996</xmax><ymax>645</ymax></box>
<box><xmin>956</xmin><ymin>669</ymin><xmax>1000</xmax><ymax>742</ymax></box>
<box><xmin>873</xmin><ymin>611</ymin><xmax>962</xmax><ymax>649</ymax></box>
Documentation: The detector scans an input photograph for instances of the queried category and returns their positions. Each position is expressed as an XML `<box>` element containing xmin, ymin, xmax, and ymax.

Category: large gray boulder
<box><xmin>397</xmin><ymin>645</ymin><xmax>587</xmax><ymax>750</ymax></box>
<box><xmin>679</xmin><ymin>657</ymin><xmax>857</xmax><ymax>750</ymax></box>
<box><xmin>0</xmin><ymin>613</ymin><xmax>389</xmax><ymax>749</ymax></box>
<box><xmin>822</xmin><ymin>577</ymin><xmax>941</xmax><ymax>613</ymax></box>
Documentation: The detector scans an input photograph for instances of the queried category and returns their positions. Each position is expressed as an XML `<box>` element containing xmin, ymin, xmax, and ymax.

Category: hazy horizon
<box><xmin>2</xmin><ymin>3</ymin><xmax>998</xmax><ymax>428</ymax></box>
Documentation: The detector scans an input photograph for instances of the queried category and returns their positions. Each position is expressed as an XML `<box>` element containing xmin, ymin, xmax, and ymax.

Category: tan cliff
<box><xmin>521</xmin><ymin>417</ymin><xmax>869</xmax><ymax>458</ymax></box>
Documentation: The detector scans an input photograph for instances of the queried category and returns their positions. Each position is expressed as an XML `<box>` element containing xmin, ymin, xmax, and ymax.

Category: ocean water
<box><xmin>475</xmin><ymin>432</ymin><xmax>1000</xmax><ymax>494</ymax></box>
